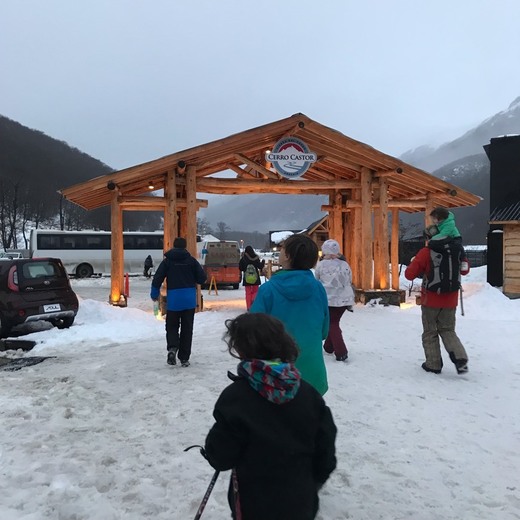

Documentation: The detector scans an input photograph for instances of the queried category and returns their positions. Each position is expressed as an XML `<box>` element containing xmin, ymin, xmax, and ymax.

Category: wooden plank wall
<box><xmin>503</xmin><ymin>224</ymin><xmax>520</xmax><ymax>297</ymax></box>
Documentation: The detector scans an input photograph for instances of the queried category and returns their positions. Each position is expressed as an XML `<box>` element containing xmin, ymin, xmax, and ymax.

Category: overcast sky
<box><xmin>2</xmin><ymin>0</ymin><xmax>520</xmax><ymax>171</ymax></box>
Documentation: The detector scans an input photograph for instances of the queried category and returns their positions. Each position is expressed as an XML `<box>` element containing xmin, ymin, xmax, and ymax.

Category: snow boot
<box><xmin>422</xmin><ymin>362</ymin><xmax>442</xmax><ymax>374</ymax></box>
<box><xmin>167</xmin><ymin>349</ymin><xmax>177</xmax><ymax>365</ymax></box>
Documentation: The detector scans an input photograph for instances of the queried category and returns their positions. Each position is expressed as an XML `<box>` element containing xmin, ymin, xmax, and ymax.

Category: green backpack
<box><xmin>244</xmin><ymin>263</ymin><xmax>259</xmax><ymax>284</ymax></box>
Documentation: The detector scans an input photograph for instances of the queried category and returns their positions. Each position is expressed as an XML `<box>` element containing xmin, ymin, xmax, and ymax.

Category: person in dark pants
<box><xmin>150</xmin><ymin>237</ymin><xmax>206</xmax><ymax>367</ymax></box>
<box><xmin>204</xmin><ymin>313</ymin><xmax>337</xmax><ymax>520</ymax></box>
<box><xmin>143</xmin><ymin>255</ymin><xmax>153</xmax><ymax>278</ymax></box>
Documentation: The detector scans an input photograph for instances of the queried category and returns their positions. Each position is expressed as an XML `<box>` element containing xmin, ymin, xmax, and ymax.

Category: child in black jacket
<box><xmin>204</xmin><ymin>313</ymin><xmax>337</xmax><ymax>520</ymax></box>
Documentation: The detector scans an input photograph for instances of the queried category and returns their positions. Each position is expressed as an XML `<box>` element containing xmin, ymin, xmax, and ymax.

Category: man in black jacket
<box><xmin>150</xmin><ymin>237</ymin><xmax>206</xmax><ymax>367</ymax></box>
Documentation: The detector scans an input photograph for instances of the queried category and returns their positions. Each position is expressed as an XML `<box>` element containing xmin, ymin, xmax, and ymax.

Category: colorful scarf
<box><xmin>237</xmin><ymin>359</ymin><xmax>301</xmax><ymax>404</ymax></box>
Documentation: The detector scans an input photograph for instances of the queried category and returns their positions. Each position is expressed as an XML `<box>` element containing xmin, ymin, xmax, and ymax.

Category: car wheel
<box><xmin>0</xmin><ymin>315</ymin><xmax>12</xmax><ymax>339</ymax></box>
<box><xmin>54</xmin><ymin>317</ymin><xmax>75</xmax><ymax>329</ymax></box>
<box><xmin>232</xmin><ymin>284</ymin><xmax>239</xmax><ymax>289</ymax></box>
<box><xmin>76</xmin><ymin>263</ymin><xmax>94</xmax><ymax>278</ymax></box>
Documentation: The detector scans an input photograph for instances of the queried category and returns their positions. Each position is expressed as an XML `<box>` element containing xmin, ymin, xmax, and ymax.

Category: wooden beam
<box><xmin>118</xmin><ymin>196</ymin><xmax>208</xmax><ymax>209</ymax></box>
<box><xmin>234</xmin><ymin>153</ymin><xmax>279</xmax><ymax>179</ymax></box>
<box><xmin>197</xmin><ymin>177</ymin><xmax>359</xmax><ymax>194</ymax></box>
<box><xmin>226</xmin><ymin>163</ymin><xmax>251</xmax><ymax>178</ymax></box>
<box><xmin>321</xmin><ymin>198</ymin><xmax>428</xmax><ymax>211</ymax></box>
<box><xmin>376</xmin><ymin>169</ymin><xmax>403</xmax><ymax>177</ymax></box>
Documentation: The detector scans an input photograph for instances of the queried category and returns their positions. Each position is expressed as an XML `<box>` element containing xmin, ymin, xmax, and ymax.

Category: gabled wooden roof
<box><xmin>60</xmin><ymin>113</ymin><xmax>481</xmax><ymax>212</ymax></box>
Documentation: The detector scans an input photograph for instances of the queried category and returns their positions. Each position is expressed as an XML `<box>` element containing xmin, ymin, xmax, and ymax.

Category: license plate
<box><xmin>43</xmin><ymin>304</ymin><xmax>61</xmax><ymax>312</ymax></box>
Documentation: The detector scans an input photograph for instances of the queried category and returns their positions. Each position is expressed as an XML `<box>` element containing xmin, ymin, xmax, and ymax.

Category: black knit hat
<box><xmin>173</xmin><ymin>237</ymin><xmax>187</xmax><ymax>249</ymax></box>
<box><xmin>423</xmin><ymin>225</ymin><xmax>439</xmax><ymax>240</ymax></box>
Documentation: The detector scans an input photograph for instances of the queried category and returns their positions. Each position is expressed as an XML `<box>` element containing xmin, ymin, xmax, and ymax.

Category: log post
<box><xmin>109</xmin><ymin>189</ymin><xmax>125</xmax><ymax>305</ymax></box>
<box><xmin>164</xmin><ymin>168</ymin><xmax>177</xmax><ymax>251</ymax></box>
<box><xmin>332</xmin><ymin>191</ymin><xmax>343</xmax><ymax>244</ymax></box>
<box><xmin>186</xmin><ymin>166</ymin><xmax>198</xmax><ymax>255</ymax></box>
<box><xmin>391</xmin><ymin>208</ymin><xmax>400</xmax><ymax>290</ymax></box>
<box><xmin>378</xmin><ymin>178</ymin><xmax>389</xmax><ymax>289</ymax></box>
<box><xmin>425</xmin><ymin>195</ymin><xmax>435</xmax><ymax>231</ymax></box>
<box><xmin>360</xmin><ymin>167</ymin><xmax>373</xmax><ymax>289</ymax></box>
<box><xmin>185</xmin><ymin>165</ymin><xmax>202</xmax><ymax>311</ymax></box>
<box><xmin>351</xmin><ymin>186</ymin><xmax>362</xmax><ymax>288</ymax></box>
<box><xmin>327</xmin><ymin>192</ymin><xmax>335</xmax><ymax>240</ymax></box>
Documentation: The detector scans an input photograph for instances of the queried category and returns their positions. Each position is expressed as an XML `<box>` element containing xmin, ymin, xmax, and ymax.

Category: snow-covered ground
<box><xmin>1</xmin><ymin>267</ymin><xmax>519</xmax><ymax>519</ymax></box>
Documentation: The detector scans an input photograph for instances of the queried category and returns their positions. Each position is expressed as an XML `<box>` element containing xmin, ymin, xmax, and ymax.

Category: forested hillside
<box><xmin>0</xmin><ymin>116</ymin><xmax>160</xmax><ymax>249</ymax></box>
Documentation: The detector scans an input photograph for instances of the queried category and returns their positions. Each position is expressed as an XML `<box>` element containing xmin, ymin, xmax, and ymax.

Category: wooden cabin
<box><xmin>489</xmin><ymin>202</ymin><xmax>520</xmax><ymax>298</ymax></box>
<box><xmin>60</xmin><ymin>114</ymin><xmax>481</xmax><ymax>306</ymax></box>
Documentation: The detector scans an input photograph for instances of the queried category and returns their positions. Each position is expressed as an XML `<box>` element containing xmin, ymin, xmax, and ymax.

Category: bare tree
<box><xmin>197</xmin><ymin>217</ymin><xmax>213</xmax><ymax>236</ymax></box>
<box><xmin>0</xmin><ymin>177</ymin><xmax>20</xmax><ymax>249</ymax></box>
<box><xmin>216</xmin><ymin>221</ymin><xmax>230</xmax><ymax>240</ymax></box>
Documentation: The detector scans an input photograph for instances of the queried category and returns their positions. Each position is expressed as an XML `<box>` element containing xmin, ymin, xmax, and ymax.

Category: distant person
<box><xmin>239</xmin><ymin>245</ymin><xmax>265</xmax><ymax>310</ymax></box>
<box><xmin>429</xmin><ymin>207</ymin><xmax>462</xmax><ymax>241</ymax></box>
<box><xmin>143</xmin><ymin>255</ymin><xmax>153</xmax><ymax>278</ymax></box>
<box><xmin>405</xmin><ymin>225</ymin><xmax>470</xmax><ymax>375</ymax></box>
<box><xmin>150</xmin><ymin>237</ymin><xmax>206</xmax><ymax>367</ymax></box>
<box><xmin>250</xmin><ymin>234</ymin><xmax>330</xmax><ymax>395</ymax></box>
<box><xmin>314</xmin><ymin>239</ymin><xmax>355</xmax><ymax>362</ymax></box>
<box><xmin>204</xmin><ymin>312</ymin><xmax>337</xmax><ymax>520</ymax></box>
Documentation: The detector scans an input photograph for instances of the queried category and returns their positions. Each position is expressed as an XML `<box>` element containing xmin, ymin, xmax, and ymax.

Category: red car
<box><xmin>0</xmin><ymin>258</ymin><xmax>79</xmax><ymax>338</ymax></box>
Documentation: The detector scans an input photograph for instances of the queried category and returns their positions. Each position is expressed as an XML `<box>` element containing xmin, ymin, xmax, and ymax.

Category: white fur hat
<box><xmin>321</xmin><ymin>239</ymin><xmax>340</xmax><ymax>256</ymax></box>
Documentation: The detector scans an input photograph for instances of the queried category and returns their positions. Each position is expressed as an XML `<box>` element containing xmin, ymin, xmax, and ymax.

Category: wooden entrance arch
<box><xmin>60</xmin><ymin>113</ymin><xmax>481</xmax><ymax>305</ymax></box>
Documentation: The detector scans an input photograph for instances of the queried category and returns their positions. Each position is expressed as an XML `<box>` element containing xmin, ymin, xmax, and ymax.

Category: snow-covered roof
<box><xmin>270</xmin><ymin>231</ymin><xmax>294</xmax><ymax>244</ymax></box>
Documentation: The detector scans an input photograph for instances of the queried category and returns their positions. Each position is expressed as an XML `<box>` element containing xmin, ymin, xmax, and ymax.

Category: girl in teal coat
<box><xmin>250</xmin><ymin>234</ymin><xmax>330</xmax><ymax>395</ymax></box>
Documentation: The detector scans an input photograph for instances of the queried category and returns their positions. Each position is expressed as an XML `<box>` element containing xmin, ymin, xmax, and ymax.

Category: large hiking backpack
<box><xmin>424</xmin><ymin>239</ymin><xmax>463</xmax><ymax>293</ymax></box>
<box><xmin>244</xmin><ymin>263</ymin><xmax>259</xmax><ymax>284</ymax></box>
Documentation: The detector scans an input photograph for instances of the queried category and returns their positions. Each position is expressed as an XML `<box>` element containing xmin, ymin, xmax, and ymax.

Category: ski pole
<box><xmin>459</xmin><ymin>286</ymin><xmax>465</xmax><ymax>316</ymax></box>
<box><xmin>232</xmin><ymin>468</ymin><xmax>242</xmax><ymax>520</ymax></box>
<box><xmin>184</xmin><ymin>445</ymin><xmax>220</xmax><ymax>520</ymax></box>
<box><xmin>194</xmin><ymin>469</ymin><xmax>220</xmax><ymax>520</ymax></box>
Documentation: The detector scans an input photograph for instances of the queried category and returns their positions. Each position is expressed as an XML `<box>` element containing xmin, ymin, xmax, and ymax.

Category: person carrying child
<box><xmin>405</xmin><ymin>217</ymin><xmax>470</xmax><ymax>375</ymax></box>
<box><xmin>204</xmin><ymin>312</ymin><xmax>337</xmax><ymax>520</ymax></box>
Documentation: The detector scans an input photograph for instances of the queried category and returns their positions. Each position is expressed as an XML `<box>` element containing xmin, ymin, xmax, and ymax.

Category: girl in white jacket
<box><xmin>314</xmin><ymin>239</ymin><xmax>355</xmax><ymax>361</ymax></box>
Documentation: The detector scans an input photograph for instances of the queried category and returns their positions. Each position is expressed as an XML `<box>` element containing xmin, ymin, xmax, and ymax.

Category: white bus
<box><xmin>29</xmin><ymin>229</ymin><xmax>166</xmax><ymax>277</ymax></box>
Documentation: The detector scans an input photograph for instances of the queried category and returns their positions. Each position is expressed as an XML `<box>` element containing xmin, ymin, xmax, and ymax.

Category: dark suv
<box><xmin>0</xmin><ymin>258</ymin><xmax>79</xmax><ymax>338</ymax></box>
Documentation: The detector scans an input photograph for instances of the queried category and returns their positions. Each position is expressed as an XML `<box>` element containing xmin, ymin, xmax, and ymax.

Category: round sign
<box><xmin>265</xmin><ymin>137</ymin><xmax>317</xmax><ymax>179</ymax></box>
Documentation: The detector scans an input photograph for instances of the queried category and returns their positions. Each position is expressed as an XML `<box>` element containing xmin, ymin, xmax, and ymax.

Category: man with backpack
<box><xmin>405</xmin><ymin>224</ymin><xmax>470</xmax><ymax>375</ymax></box>
<box><xmin>239</xmin><ymin>245</ymin><xmax>265</xmax><ymax>311</ymax></box>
